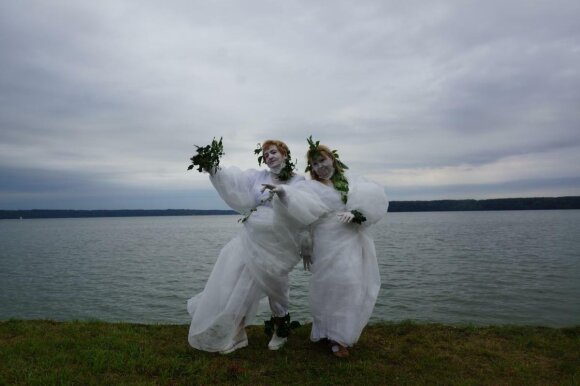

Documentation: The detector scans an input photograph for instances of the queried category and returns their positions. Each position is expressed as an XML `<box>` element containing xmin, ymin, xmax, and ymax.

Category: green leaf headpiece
<box><xmin>254</xmin><ymin>142</ymin><xmax>296</xmax><ymax>182</ymax></box>
<box><xmin>304</xmin><ymin>135</ymin><xmax>349</xmax><ymax>173</ymax></box>
<box><xmin>305</xmin><ymin>135</ymin><xmax>350</xmax><ymax>203</ymax></box>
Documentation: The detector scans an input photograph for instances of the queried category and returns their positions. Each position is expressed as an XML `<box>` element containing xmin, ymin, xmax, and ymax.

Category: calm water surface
<box><xmin>1</xmin><ymin>211</ymin><xmax>579</xmax><ymax>326</ymax></box>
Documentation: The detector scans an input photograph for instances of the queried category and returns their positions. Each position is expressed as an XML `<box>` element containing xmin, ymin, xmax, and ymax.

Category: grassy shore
<box><xmin>0</xmin><ymin>320</ymin><xmax>578</xmax><ymax>385</ymax></box>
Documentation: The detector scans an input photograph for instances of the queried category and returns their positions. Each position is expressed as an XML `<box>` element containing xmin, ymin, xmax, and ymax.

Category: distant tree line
<box><xmin>1</xmin><ymin>196</ymin><xmax>579</xmax><ymax>219</ymax></box>
<box><xmin>388</xmin><ymin>196</ymin><xmax>580</xmax><ymax>212</ymax></box>
<box><xmin>0</xmin><ymin>209</ymin><xmax>236</xmax><ymax>220</ymax></box>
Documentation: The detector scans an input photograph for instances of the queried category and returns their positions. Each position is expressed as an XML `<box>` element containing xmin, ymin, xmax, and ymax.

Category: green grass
<box><xmin>1</xmin><ymin>320</ymin><xmax>578</xmax><ymax>385</ymax></box>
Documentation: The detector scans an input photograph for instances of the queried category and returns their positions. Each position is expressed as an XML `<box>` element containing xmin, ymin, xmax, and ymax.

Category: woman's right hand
<box><xmin>205</xmin><ymin>166</ymin><xmax>218</xmax><ymax>175</ymax></box>
<box><xmin>261</xmin><ymin>184</ymin><xmax>286</xmax><ymax>197</ymax></box>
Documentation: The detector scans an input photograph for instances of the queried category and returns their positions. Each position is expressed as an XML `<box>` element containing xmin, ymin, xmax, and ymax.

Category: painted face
<box><xmin>311</xmin><ymin>154</ymin><xmax>335</xmax><ymax>180</ymax></box>
<box><xmin>263</xmin><ymin>145</ymin><xmax>283</xmax><ymax>170</ymax></box>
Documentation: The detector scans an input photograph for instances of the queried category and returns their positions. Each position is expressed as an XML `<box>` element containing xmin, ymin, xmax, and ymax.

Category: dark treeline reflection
<box><xmin>1</xmin><ymin>196</ymin><xmax>579</xmax><ymax>219</ymax></box>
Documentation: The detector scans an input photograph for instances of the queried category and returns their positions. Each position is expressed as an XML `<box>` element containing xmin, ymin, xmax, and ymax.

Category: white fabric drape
<box><xmin>273</xmin><ymin>175</ymin><xmax>388</xmax><ymax>346</ymax></box>
<box><xmin>187</xmin><ymin>167</ymin><xmax>304</xmax><ymax>352</ymax></box>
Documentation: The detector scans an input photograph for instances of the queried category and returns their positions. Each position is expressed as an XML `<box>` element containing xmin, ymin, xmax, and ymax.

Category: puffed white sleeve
<box><xmin>209</xmin><ymin>166</ymin><xmax>261</xmax><ymax>213</ymax></box>
<box><xmin>272</xmin><ymin>182</ymin><xmax>329</xmax><ymax>226</ymax></box>
<box><xmin>346</xmin><ymin>176</ymin><xmax>389</xmax><ymax>226</ymax></box>
<box><xmin>272</xmin><ymin>181</ymin><xmax>326</xmax><ymax>254</ymax></box>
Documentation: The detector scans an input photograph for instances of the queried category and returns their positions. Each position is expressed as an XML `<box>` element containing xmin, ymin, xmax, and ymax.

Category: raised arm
<box><xmin>210</xmin><ymin>167</ymin><xmax>262</xmax><ymax>213</ymax></box>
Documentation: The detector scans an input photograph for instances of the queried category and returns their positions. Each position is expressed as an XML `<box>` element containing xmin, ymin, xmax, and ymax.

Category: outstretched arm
<box><xmin>261</xmin><ymin>183</ymin><xmax>286</xmax><ymax>199</ymax></box>
<box><xmin>210</xmin><ymin>167</ymin><xmax>261</xmax><ymax>213</ymax></box>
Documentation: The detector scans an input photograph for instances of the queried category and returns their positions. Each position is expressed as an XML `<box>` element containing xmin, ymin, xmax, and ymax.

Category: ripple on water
<box><xmin>1</xmin><ymin>212</ymin><xmax>580</xmax><ymax>326</ymax></box>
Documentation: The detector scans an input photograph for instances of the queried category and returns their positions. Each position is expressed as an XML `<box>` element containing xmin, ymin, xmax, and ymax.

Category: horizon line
<box><xmin>1</xmin><ymin>195</ymin><xmax>579</xmax><ymax>212</ymax></box>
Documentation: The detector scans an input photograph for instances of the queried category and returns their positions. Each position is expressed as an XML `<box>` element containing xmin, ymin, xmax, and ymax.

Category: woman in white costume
<box><xmin>266</xmin><ymin>139</ymin><xmax>388</xmax><ymax>358</ymax></box>
<box><xmin>187</xmin><ymin>140</ymin><xmax>305</xmax><ymax>354</ymax></box>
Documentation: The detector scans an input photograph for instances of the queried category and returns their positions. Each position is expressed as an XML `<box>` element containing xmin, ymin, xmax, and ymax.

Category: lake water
<box><xmin>1</xmin><ymin>211</ymin><xmax>579</xmax><ymax>327</ymax></box>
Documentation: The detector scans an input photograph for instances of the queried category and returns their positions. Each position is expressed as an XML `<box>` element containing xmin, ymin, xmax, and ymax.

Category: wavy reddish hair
<box><xmin>261</xmin><ymin>139</ymin><xmax>290</xmax><ymax>158</ymax></box>
<box><xmin>306</xmin><ymin>144</ymin><xmax>342</xmax><ymax>182</ymax></box>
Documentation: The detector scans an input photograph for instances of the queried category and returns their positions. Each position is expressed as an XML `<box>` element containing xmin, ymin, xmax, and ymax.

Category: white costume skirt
<box><xmin>187</xmin><ymin>234</ymin><xmax>263</xmax><ymax>352</ymax></box>
<box><xmin>187</xmin><ymin>208</ymin><xmax>300</xmax><ymax>352</ymax></box>
<box><xmin>308</xmin><ymin>216</ymin><xmax>380</xmax><ymax>347</ymax></box>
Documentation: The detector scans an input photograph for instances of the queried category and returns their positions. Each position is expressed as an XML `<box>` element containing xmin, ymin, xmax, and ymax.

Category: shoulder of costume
<box><xmin>289</xmin><ymin>174</ymin><xmax>306</xmax><ymax>183</ymax></box>
<box><xmin>240</xmin><ymin>167</ymin><xmax>268</xmax><ymax>180</ymax></box>
<box><xmin>304</xmin><ymin>178</ymin><xmax>329</xmax><ymax>191</ymax></box>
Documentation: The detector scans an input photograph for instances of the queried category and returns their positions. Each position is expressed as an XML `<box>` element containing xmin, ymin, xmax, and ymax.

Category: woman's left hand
<box><xmin>337</xmin><ymin>211</ymin><xmax>354</xmax><ymax>223</ymax></box>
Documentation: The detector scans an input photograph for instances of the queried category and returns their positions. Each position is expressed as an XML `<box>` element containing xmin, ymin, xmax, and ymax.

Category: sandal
<box><xmin>329</xmin><ymin>341</ymin><xmax>349</xmax><ymax>358</ymax></box>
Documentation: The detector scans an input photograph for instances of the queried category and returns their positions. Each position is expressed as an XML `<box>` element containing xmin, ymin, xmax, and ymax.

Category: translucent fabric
<box><xmin>273</xmin><ymin>175</ymin><xmax>388</xmax><ymax>346</ymax></box>
<box><xmin>187</xmin><ymin>167</ymin><xmax>305</xmax><ymax>352</ymax></box>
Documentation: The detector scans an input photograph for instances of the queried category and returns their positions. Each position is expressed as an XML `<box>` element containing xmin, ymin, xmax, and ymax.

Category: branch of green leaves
<box><xmin>187</xmin><ymin>137</ymin><xmax>224</xmax><ymax>173</ymax></box>
<box><xmin>238</xmin><ymin>189</ymin><xmax>276</xmax><ymax>223</ymax></box>
<box><xmin>350</xmin><ymin>210</ymin><xmax>367</xmax><ymax>224</ymax></box>
<box><xmin>305</xmin><ymin>135</ymin><xmax>348</xmax><ymax>173</ymax></box>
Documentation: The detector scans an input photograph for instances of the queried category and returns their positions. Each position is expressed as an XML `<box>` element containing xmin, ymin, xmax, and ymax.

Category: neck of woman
<box><xmin>270</xmin><ymin>173</ymin><xmax>281</xmax><ymax>183</ymax></box>
<box><xmin>268</xmin><ymin>159</ymin><xmax>286</xmax><ymax>175</ymax></box>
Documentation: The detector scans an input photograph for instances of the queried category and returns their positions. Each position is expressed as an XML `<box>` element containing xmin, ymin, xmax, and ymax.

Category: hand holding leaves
<box><xmin>350</xmin><ymin>210</ymin><xmax>367</xmax><ymax>224</ymax></box>
<box><xmin>187</xmin><ymin>137</ymin><xmax>224</xmax><ymax>173</ymax></box>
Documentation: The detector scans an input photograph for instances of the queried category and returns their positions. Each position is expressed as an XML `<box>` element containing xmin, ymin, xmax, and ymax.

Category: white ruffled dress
<box><xmin>187</xmin><ymin>166</ymin><xmax>304</xmax><ymax>352</ymax></box>
<box><xmin>273</xmin><ymin>175</ymin><xmax>388</xmax><ymax>346</ymax></box>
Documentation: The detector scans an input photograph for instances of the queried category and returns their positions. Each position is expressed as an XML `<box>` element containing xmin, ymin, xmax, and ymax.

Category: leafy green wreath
<box><xmin>305</xmin><ymin>136</ymin><xmax>350</xmax><ymax>204</ymax></box>
<box><xmin>254</xmin><ymin>143</ymin><xmax>297</xmax><ymax>182</ymax></box>
<box><xmin>305</xmin><ymin>136</ymin><xmax>366</xmax><ymax>224</ymax></box>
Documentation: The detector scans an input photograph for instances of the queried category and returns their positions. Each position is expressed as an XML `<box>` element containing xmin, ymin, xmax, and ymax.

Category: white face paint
<box><xmin>311</xmin><ymin>154</ymin><xmax>335</xmax><ymax>180</ymax></box>
<box><xmin>263</xmin><ymin>145</ymin><xmax>284</xmax><ymax>173</ymax></box>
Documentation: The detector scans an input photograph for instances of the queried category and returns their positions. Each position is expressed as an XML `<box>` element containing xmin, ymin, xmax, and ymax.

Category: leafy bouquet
<box><xmin>187</xmin><ymin>137</ymin><xmax>224</xmax><ymax>173</ymax></box>
<box><xmin>350</xmin><ymin>210</ymin><xmax>367</xmax><ymax>224</ymax></box>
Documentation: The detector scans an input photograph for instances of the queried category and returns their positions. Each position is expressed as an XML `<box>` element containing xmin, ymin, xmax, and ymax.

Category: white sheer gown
<box><xmin>187</xmin><ymin>166</ymin><xmax>305</xmax><ymax>352</ymax></box>
<box><xmin>273</xmin><ymin>175</ymin><xmax>388</xmax><ymax>346</ymax></box>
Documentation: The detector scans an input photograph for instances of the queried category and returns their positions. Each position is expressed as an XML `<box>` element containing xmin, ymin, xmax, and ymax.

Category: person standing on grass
<box><xmin>263</xmin><ymin>137</ymin><xmax>388</xmax><ymax>358</ymax></box>
<box><xmin>187</xmin><ymin>139</ymin><xmax>306</xmax><ymax>354</ymax></box>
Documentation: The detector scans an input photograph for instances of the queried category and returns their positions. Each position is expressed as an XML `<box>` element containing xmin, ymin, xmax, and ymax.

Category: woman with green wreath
<box><xmin>265</xmin><ymin>139</ymin><xmax>389</xmax><ymax>358</ymax></box>
<box><xmin>187</xmin><ymin>139</ymin><xmax>305</xmax><ymax>354</ymax></box>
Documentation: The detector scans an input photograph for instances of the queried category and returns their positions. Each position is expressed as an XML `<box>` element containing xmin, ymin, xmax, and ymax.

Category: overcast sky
<box><xmin>1</xmin><ymin>0</ymin><xmax>579</xmax><ymax>210</ymax></box>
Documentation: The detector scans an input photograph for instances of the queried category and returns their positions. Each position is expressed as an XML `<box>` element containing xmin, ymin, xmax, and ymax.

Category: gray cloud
<box><xmin>0</xmin><ymin>165</ymin><xmax>224</xmax><ymax>210</ymax></box>
<box><xmin>1</xmin><ymin>0</ymin><xmax>579</xmax><ymax>209</ymax></box>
